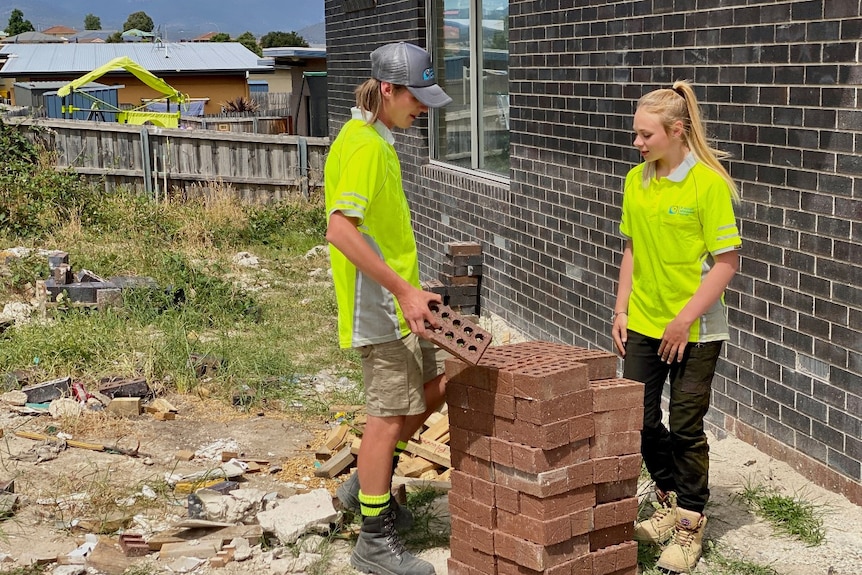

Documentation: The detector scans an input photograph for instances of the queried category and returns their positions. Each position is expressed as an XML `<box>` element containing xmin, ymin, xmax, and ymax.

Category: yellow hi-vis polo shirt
<box><xmin>324</xmin><ymin>107</ymin><xmax>420</xmax><ymax>349</ymax></box>
<box><xmin>620</xmin><ymin>153</ymin><xmax>741</xmax><ymax>342</ymax></box>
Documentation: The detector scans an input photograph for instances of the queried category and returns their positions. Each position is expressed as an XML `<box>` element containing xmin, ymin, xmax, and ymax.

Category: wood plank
<box><xmin>313</xmin><ymin>444</ymin><xmax>354</xmax><ymax>478</ymax></box>
<box><xmin>323</xmin><ymin>423</ymin><xmax>350</xmax><ymax>451</ymax></box>
<box><xmin>420</xmin><ymin>413</ymin><xmax>450</xmax><ymax>442</ymax></box>
<box><xmin>405</xmin><ymin>438</ymin><xmax>451</xmax><ymax>468</ymax></box>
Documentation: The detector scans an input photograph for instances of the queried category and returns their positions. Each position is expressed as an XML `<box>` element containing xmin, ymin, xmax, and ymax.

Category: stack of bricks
<box><xmin>445</xmin><ymin>341</ymin><xmax>644</xmax><ymax>575</ymax></box>
<box><xmin>424</xmin><ymin>241</ymin><xmax>483</xmax><ymax>315</ymax></box>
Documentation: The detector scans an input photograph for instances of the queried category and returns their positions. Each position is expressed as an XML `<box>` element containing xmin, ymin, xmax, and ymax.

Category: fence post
<box><xmin>299</xmin><ymin>136</ymin><xmax>308</xmax><ymax>199</ymax></box>
<box><xmin>140</xmin><ymin>127</ymin><xmax>153</xmax><ymax>197</ymax></box>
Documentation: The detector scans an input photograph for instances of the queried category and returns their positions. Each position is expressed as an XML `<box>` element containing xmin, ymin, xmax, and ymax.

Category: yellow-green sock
<box><xmin>393</xmin><ymin>440</ymin><xmax>408</xmax><ymax>470</ymax></box>
<box><xmin>358</xmin><ymin>490</ymin><xmax>391</xmax><ymax>517</ymax></box>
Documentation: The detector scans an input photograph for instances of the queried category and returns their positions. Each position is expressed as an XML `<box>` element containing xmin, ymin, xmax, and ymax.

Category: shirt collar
<box><xmin>351</xmin><ymin>106</ymin><xmax>394</xmax><ymax>145</ymax></box>
<box><xmin>643</xmin><ymin>152</ymin><xmax>697</xmax><ymax>185</ymax></box>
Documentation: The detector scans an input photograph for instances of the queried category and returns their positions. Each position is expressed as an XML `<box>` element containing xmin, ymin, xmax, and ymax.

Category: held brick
<box><xmin>591</xmin><ymin>379</ymin><xmax>645</xmax><ymax>412</ymax></box>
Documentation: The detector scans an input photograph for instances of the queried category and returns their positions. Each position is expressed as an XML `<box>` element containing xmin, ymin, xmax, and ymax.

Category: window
<box><xmin>429</xmin><ymin>0</ymin><xmax>509</xmax><ymax>177</ymax></box>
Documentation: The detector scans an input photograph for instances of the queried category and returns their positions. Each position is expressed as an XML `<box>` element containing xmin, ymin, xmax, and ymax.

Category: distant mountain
<box><xmin>0</xmin><ymin>0</ymin><xmax>325</xmax><ymax>41</ymax></box>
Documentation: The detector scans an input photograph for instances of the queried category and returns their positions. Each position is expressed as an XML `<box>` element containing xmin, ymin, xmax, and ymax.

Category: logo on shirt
<box><xmin>668</xmin><ymin>205</ymin><xmax>695</xmax><ymax>216</ymax></box>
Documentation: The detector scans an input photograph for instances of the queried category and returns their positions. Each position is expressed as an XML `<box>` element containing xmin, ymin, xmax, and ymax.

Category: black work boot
<box><xmin>336</xmin><ymin>471</ymin><xmax>414</xmax><ymax>531</ymax></box>
<box><xmin>351</xmin><ymin>509</ymin><xmax>435</xmax><ymax>575</ymax></box>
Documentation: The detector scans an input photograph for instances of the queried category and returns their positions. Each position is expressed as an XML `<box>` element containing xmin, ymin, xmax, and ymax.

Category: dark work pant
<box><xmin>623</xmin><ymin>331</ymin><xmax>722</xmax><ymax>514</ymax></box>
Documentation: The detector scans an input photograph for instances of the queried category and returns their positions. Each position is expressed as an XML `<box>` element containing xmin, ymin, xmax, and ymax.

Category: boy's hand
<box><xmin>397</xmin><ymin>287</ymin><xmax>441</xmax><ymax>337</ymax></box>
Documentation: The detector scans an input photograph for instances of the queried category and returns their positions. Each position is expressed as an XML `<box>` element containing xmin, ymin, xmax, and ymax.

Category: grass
<box><xmin>402</xmin><ymin>484</ymin><xmax>451</xmax><ymax>549</ymax></box>
<box><xmin>736</xmin><ymin>482</ymin><xmax>826</xmax><ymax>546</ymax></box>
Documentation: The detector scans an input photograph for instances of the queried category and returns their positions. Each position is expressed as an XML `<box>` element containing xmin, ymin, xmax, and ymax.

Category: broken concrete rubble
<box><xmin>256</xmin><ymin>488</ymin><xmax>340</xmax><ymax>545</ymax></box>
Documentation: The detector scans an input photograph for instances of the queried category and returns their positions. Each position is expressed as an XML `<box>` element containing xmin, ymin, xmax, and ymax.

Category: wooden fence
<box><xmin>8</xmin><ymin>118</ymin><xmax>329</xmax><ymax>203</ymax></box>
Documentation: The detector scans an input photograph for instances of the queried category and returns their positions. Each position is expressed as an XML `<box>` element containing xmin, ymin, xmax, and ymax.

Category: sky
<box><xmin>0</xmin><ymin>0</ymin><xmax>325</xmax><ymax>39</ymax></box>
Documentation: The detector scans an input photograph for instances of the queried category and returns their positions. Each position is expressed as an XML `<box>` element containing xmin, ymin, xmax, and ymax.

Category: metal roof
<box><xmin>0</xmin><ymin>42</ymin><xmax>273</xmax><ymax>76</ymax></box>
<box><xmin>263</xmin><ymin>46</ymin><xmax>326</xmax><ymax>59</ymax></box>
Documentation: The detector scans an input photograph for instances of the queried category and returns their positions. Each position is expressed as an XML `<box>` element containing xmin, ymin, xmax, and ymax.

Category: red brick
<box><xmin>593</xmin><ymin>454</ymin><xmax>643</xmax><ymax>484</ymax></box>
<box><xmin>498</xmin><ymin>417</ymin><xmax>572</xmax><ymax>450</ymax></box>
<box><xmin>447</xmin><ymin>380</ymin><xmax>471</xmax><ymax>408</ymax></box>
<box><xmin>593</xmin><ymin>408</ymin><xmax>644</xmax><ymax>434</ymax></box>
<box><xmin>591</xmin><ymin>541</ymin><xmax>638</xmax><ymax>575</ymax></box>
<box><xmin>490</xmin><ymin>437</ymin><xmax>514</xmax><ymax>466</ymax></box>
<box><xmin>450</xmin><ymin>539</ymin><xmax>497</xmax><ymax>574</ymax></box>
<box><xmin>570</xmin><ymin>506</ymin><xmax>593</xmax><ymax>536</ymax></box>
<box><xmin>591</xmin><ymin>379</ymin><xmax>644</xmax><ymax>412</ymax></box>
<box><xmin>495</xmin><ymin>483</ymin><xmax>521</xmax><ymax>513</ymax></box>
<box><xmin>495</xmin><ymin>460</ymin><xmax>593</xmax><ymax>498</ymax></box>
<box><xmin>472</xmin><ymin>475</ymin><xmax>496</xmax><ymax>506</ymax></box>
<box><xmin>446</xmin><ymin>359</ymin><xmax>492</xmax><ymax>389</ymax></box>
<box><xmin>519</xmin><ymin>485</ymin><xmax>595</xmax><ymax>521</ymax></box>
<box><xmin>569</xmin><ymin>413</ymin><xmax>596</xmax><ymax>442</ymax></box>
<box><xmin>505</xmin><ymin>358</ymin><xmax>590</xmax><ymax>400</ymax></box>
<box><xmin>497</xmin><ymin>509</ymin><xmax>572</xmax><ymax>546</ymax></box>
<box><xmin>449</xmin><ymin>405</ymin><xmax>495</xmax><ymax>434</ymax></box>
<box><xmin>448</xmin><ymin>558</ymin><xmax>485</xmax><ymax>575</ymax></box>
<box><xmin>590</xmin><ymin>522</ymin><xmax>634</xmax><ymax>552</ymax></box>
<box><xmin>507</xmin><ymin>438</ymin><xmax>590</xmax><ymax>473</ymax></box>
<box><xmin>590</xmin><ymin>430</ymin><xmax>641</xmax><ymax>458</ymax></box>
<box><xmin>450</xmin><ymin>428</ymin><xmax>492</xmax><ymax>461</ymax></box>
<box><xmin>596</xmin><ymin>478</ymin><xmax>638</xmax><ymax>504</ymax></box>
<box><xmin>618</xmin><ymin>453</ymin><xmax>642</xmax><ymax>480</ymax></box>
<box><xmin>593</xmin><ymin>497</ymin><xmax>638</xmax><ymax>530</ymax></box>
<box><xmin>449</xmin><ymin>490</ymin><xmax>496</xmax><ymax>529</ymax></box>
<box><xmin>452</xmin><ymin>515</ymin><xmax>496</xmax><ymax>556</ymax></box>
<box><xmin>503</xmin><ymin>342</ymin><xmax>617</xmax><ymax>381</ymax></box>
<box><xmin>451</xmin><ymin>469</ymin><xmax>472</xmax><ymax>496</ymax></box>
<box><xmin>515</xmin><ymin>388</ymin><xmax>593</xmax><ymax>424</ymax></box>
<box><xmin>451</xmin><ymin>448</ymin><xmax>495</xmax><ymax>481</ymax></box>
<box><xmin>498</xmin><ymin>553</ymin><xmax>592</xmax><ymax>575</ymax></box>
<box><xmin>494</xmin><ymin>531</ymin><xmax>586</xmax><ymax>571</ymax></box>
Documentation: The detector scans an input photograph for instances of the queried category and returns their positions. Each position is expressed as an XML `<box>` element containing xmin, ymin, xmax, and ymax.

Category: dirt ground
<box><xmin>0</xmin><ymin>385</ymin><xmax>860</xmax><ymax>575</ymax></box>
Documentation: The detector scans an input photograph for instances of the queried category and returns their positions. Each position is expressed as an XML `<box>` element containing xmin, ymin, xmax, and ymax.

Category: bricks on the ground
<box><xmin>447</xmin><ymin>342</ymin><xmax>643</xmax><ymax>575</ymax></box>
<box><xmin>106</xmin><ymin>397</ymin><xmax>142</xmax><ymax>417</ymax></box>
<box><xmin>118</xmin><ymin>533</ymin><xmax>150</xmax><ymax>557</ymax></box>
<box><xmin>21</xmin><ymin>376</ymin><xmax>71</xmax><ymax>404</ymax></box>
<box><xmin>98</xmin><ymin>377</ymin><xmax>150</xmax><ymax>399</ymax></box>
<box><xmin>46</xmin><ymin>250</ymin><xmax>69</xmax><ymax>268</ymax></box>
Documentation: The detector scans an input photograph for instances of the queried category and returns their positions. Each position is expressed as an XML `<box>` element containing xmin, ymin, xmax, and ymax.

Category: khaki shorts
<box><xmin>360</xmin><ymin>333</ymin><xmax>450</xmax><ymax>417</ymax></box>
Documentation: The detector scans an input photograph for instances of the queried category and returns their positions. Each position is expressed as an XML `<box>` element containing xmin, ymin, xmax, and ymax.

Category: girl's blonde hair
<box><xmin>637</xmin><ymin>80</ymin><xmax>740</xmax><ymax>202</ymax></box>
<box><xmin>354</xmin><ymin>79</ymin><xmax>406</xmax><ymax>125</ymax></box>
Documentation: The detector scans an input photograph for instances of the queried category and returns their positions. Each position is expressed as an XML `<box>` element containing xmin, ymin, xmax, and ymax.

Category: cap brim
<box><xmin>407</xmin><ymin>84</ymin><xmax>453</xmax><ymax>108</ymax></box>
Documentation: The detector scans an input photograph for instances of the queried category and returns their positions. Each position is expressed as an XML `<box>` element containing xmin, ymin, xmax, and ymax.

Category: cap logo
<box><xmin>423</xmin><ymin>68</ymin><xmax>435</xmax><ymax>81</ymax></box>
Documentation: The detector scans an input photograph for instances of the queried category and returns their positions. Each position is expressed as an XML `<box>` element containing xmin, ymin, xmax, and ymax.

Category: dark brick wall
<box><xmin>326</xmin><ymin>1</ymin><xmax>862</xmax><ymax>499</ymax></box>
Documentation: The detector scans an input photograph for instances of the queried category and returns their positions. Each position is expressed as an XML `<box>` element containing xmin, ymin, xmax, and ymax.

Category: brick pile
<box><xmin>445</xmin><ymin>341</ymin><xmax>644</xmax><ymax>575</ymax></box>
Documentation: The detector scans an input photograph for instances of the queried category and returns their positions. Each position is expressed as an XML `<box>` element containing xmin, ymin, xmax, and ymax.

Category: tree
<box><xmin>123</xmin><ymin>11</ymin><xmax>154</xmax><ymax>32</ymax></box>
<box><xmin>235</xmin><ymin>31</ymin><xmax>262</xmax><ymax>57</ymax></box>
<box><xmin>6</xmin><ymin>9</ymin><xmax>34</xmax><ymax>36</ymax></box>
<box><xmin>210</xmin><ymin>32</ymin><xmax>231</xmax><ymax>42</ymax></box>
<box><xmin>106</xmin><ymin>31</ymin><xmax>123</xmax><ymax>43</ymax></box>
<box><xmin>259</xmin><ymin>30</ymin><xmax>309</xmax><ymax>48</ymax></box>
<box><xmin>84</xmin><ymin>14</ymin><xmax>102</xmax><ymax>30</ymax></box>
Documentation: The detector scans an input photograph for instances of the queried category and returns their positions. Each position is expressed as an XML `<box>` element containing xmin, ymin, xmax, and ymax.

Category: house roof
<box><xmin>263</xmin><ymin>46</ymin><xmax>326</xmax><ymax>59</ymax></box>
<box><xmin>42</xmin><ymin>25</ymin><xmax>77</xmax><ymax>36</ymax></box>
<box><xmin>69</xmin><ymin>31</ymin><xmax>117</xmax><ymax>43</ymax></box>
<box><xmin>3</xmin><ymin>31</ymin><xmax>65</xmax><ymax>44</ymax></box>
<box><xmin>0</xmin><ymin>42</ymin><xmax>274</xmax><ymax>76</ymax></box>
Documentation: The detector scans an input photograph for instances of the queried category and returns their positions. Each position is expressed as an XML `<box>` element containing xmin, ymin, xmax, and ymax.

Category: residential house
<box><xmin>324</xmin><ymin>1</ymin><xmax>862</xmax><ymax>505</ymax></box>
<box><xmin>252</xmin><ymin>45</ymin><xmax>327</xmax><ymax>135</ymax></box>
<box><xmin>41</xmin><ymin>25</ymin><xmax>77</xmax><ymax>39</ymax></box>
<box><xmin>0</xmin><ymin>42</ymin><xmax>273</xmax><ymax>116</ymax></box>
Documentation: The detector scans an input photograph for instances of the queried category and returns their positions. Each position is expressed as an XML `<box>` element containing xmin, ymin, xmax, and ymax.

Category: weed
<box><xmin>703</xmin><ymin>540</ymin><xmax>780</xmax><ymax>575</ymax></box>
<box><xmin>402</xmin><ymin>485</ymin><xmax>451</xmax><ymax>550</ymax></box>
<box><xmin>0</xmin><ymin>566</ymin><xmax>46</xmax><ymax>575</ymax></box>
<box><xmin>736</xmin><ymin>482</ymin><xmax>826</xmax><ymax>546</ymax></box>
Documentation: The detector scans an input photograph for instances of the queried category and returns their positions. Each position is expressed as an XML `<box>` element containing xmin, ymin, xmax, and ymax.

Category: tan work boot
<box><xmin>656</xmin><ymin>508</ymin><xmax>707</xmax><ymax>572</ymax></box>
<box><xmin>634</xmin><ymin>489</ymin><xmax>678</xmax><ymax>544</ymax></box>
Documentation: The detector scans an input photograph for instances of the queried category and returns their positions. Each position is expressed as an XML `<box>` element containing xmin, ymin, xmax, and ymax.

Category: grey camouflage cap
<box><xmin>370</xmin><ymin>42</ymin><xmax>453</xmax><ymax>108</ymax></box>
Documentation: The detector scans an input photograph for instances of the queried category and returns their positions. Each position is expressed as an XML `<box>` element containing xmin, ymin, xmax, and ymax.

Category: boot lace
<box><xmin>382</xmin><ymin>511</ymin><xmax>406</xmax><ymax>558</ymax></box>
<box><xmin>671</xmin><ymin>517</ymin><xmax>702</xmax><ymax>548</ymax></box>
